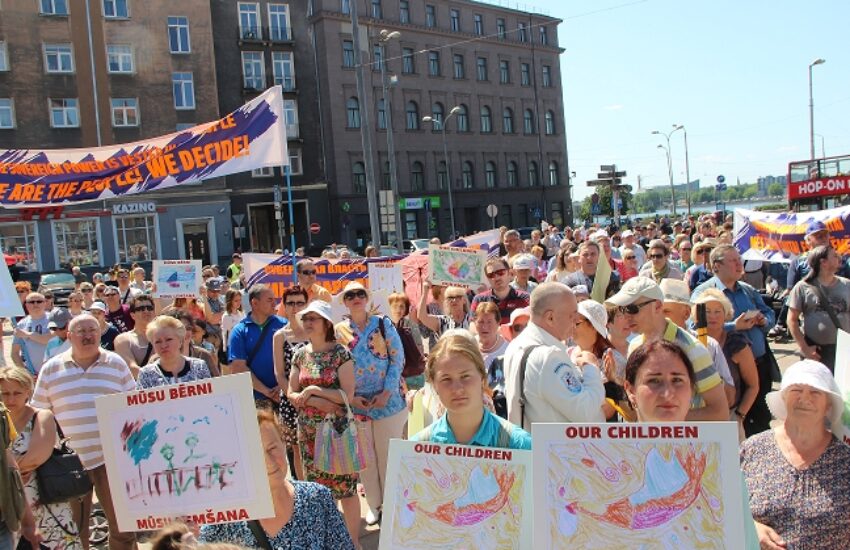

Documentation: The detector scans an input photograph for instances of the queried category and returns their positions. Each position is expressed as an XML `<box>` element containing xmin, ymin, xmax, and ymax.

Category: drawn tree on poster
<box><xmin>121</xmin><ymin>419</ymin><xmax>159</xmax><ymax>489</ymax></box>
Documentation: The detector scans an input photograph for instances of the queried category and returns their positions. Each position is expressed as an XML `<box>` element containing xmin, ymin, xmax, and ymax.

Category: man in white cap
<box><xmin>510</xmin><ymin>254</ymin><xmax>538</xmax><ymax>293</ymax></box>
<box><xmin>606</xmin><ymin>276</ymin><xmax>728</xmax><ymax>421</ymax></box>
<box><xmin>504</xmin><ymin>283</ymin><xmax>605</xmax><ymax>430</ymax></box>
<box><xmin>619</xmin><ymin>229</ymin><xmax>646</xmax><ymax>266</ymax></box>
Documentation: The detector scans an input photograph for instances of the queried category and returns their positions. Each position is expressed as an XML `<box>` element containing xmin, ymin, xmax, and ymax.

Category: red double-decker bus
<box><xmin>788</xmin><ymin>154</ymin><xmax>850</xmax><ymax>211</ymax></box>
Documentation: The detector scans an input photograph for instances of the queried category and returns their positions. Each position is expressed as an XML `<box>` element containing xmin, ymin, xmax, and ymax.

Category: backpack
<box><xmin>378</xmin><ymin>317</ymin><xmax>426</xmax><ymax>378</ymax></box>
<box><xmin>0</xmin><ymin>404</ymin><xmax>26</xmax><ymax>533</ymax></box>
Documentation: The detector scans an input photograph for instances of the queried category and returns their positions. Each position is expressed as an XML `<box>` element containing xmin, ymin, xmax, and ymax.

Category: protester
<box><xmin>606</xmin><ymin>277</ymin><xmax>728</xmax><ymax>421</ymax></box>
<box><xmin>414</xmin><ymin>280</ymin><xmax>470</xmax><ymax>337</ymax></box>
<box><xmin>497</xmin><ymin>306</ymin><xmax>530</xmax><ymax>343</ymax></box>
<box><xmin>44</xmin><ymin>308</ymin><xmax>73</xmax><ymax>362</ymax></box>
<box><xmin>619</xmin><ymin>229</ymin><xmax>646</xmax><ymax>265</ymax></box>
<box><xmin>87</xmin><ymin>301</ymin><xmax>120</xmax><ymax>351</ymax></box>
<box><xmin>564</xmin><ymin>241</ymin><xmax>621</xmax><ymax>299</ymax></box>
<box><xmin>129</xmin><ymin>267</ymin><xmax>148</xmax><ymax>293</ymax></box>
<box><xmin>137</xmin><ymin>316</ymin><xmax>212</xmax><ymax>388</ymax></box>
<box><xmin>67</xmin><ymin>291</ymin><xmax>85</xmax><ymax>317</ymax></box>
<box><xmin>229</xmin><ymin>284</ymin><xmax>287</xmax><ymax>406</ymax></box>
<box><xmin>275</xmin><ymin>260</ymin><xmax>331</xmax><ymax>317</ymax></box>
<box><xmin>102</xmin><ymin>286</ymin><xmax>134</xmax><ymax>333</ymax></box>
<box><xmin>504</xmin><ymin>283</ymin><xmax>605</xmax><ymax>429</ymax></box>
<box><xmin>31</xmin><ymin>314</ymin><xmax>138</xmax><ymax>549</ymax></box>
<box><xmin>77</xmin><ymin>282</ymin><xmax>94</xmax><ymax>310</ymax></box>
<box><xmin>115</xmin><ymin>268</ymin><xmax>142</xmax><ymax>305</ymax></box>
<box><xmin>545</xmin><ymin>247</ymin><xmax>574</xmax><ymax>284</ymax></box>
<box><xmin>202</xmin><ymin>278</ymin><xmax>225</xmax><ymax>329</ymax></box>
<box><xmin>411</xmin><ymin>331</ymin><xmax>530</xmax><ymax>449</ymax></box>
<box><xmin>11</xmin><ymin>292</ymin><xmax>51</xmax><ymax>375</ymax></box>
<box><xmin>287</xmin><ymin>300</ymin><xmax>361</xmax><ymax>546</ymax></box>
<box><xmin>740</xmin><ymin>360</ymin><xmax>850</xmax><ymax>548</ymax></box>
<box><xmin>387</xmin><ymin>292</ymin><xmax>425</xmax><ymax>390</ymax></box>
<box><xmin>0</xmin><ymin>366</ymin><xmax>82</xmax><ymax>549</ymax></box>
<box><xmin>335</xmin><ymin>281</ymin><xmax>406</xmax><ymax>526</ymax></box>
<box><xmin>501</xmin><ymin>229</ymin><xmax>523</xmax><ymax>263</ymax></box>
<box><xmin>198</xmin><ymin>408</ymin><xmax>355</xmax><ymax>549</ymax></box>
<box><xmin>471</xmin><ymin>258</ymin><xmax>530</xmax><ymax>325</ymax></box>
<box><xmin>788</xmin><ymin>245</ymin><xmax>850</xmax><ymax>372</ymax></box>
<box><xmin>510</xmin><ymin>254</ymin><xmax>538</xmax><ymax>293</ymax></box>
<box><xmin>618</xmin><ymin>247</ymin><xmax>640</xmax><ymax>282</ymax></box>
<box><xmin>220</xmin><ymin>289</ymin><xmax>245</xmax><ymax>370</ymax></box>
<box><xmin>168</xmin><ymin>311</ymin><xmax>221</xmax><ymax>377</ymax></box>
<box><xmin>686</xmin><ymin>239</ymin><xmax>715</xmax><ymax>291</ymax></box>
<box><xmin>114</xmin><ymin>294</ymin><xmax>156</xmax><ymax>377</ymax></box>
<box><xmin>171</xmin><ymin>297</ymin><xmax>205</xmax><ymax>321</ymax></box>
<box><xmin>473</xmin><ymin>303</ymin><xmax>509</xmax><ymax>417</ymax></box>
<box><xmin>639</xmin><ymin>239</ymin><xmax>684</xmax><ymax>282</ymax></box>
<box><xmin>225</xmin><ymin>253</ymin><xmax>243</xmax><ymax>285</ymax></box>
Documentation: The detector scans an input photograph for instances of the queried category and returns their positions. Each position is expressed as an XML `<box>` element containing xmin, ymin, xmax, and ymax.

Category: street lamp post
<box><xmin>652</xmin><ymin>129</ymin><xmax>676</xmax><ymax>216</ymax></box>
<box><xmin>423</xmin><ymin>106</ymin><xmax>461</xmax><ymax>239</ymax></box>
<box><xmin>672</xmin><ymin>124</ymin><xmax>691</xmax><ymax>215</ymax></box>
<box><xmin>809</xmin><ymin>58</ymin><xmax>825</xmax><ymax>160</ymax></box>
<box><xmin>378</xmin><ymin>29</ymin><xmax>404</xmax><ymax>254</ymax></box>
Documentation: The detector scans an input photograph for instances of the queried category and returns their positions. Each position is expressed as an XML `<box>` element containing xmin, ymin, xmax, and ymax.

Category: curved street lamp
<box><xmin>652</xmin><ymin>130</ymin><xmax>677</xmax><ymax>216</ymax></box>
<box><xmin>423</xmin><ymin>105</ymin><xmax>462</xmax><ymax>238</ymax></box>
<box><xmin>809</xmin><ymin>58</ymin><xmax>825</xmax><ymax>161</ymax></box>
<box><xmin>377</xmin><ymin>29</ymin><xmax>404</xmax><ymax>252</ymax></box>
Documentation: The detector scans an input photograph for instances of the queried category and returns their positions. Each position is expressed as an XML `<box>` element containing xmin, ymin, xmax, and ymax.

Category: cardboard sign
<box><xmin>152</xmin><ymin>260</ymin><xmax>203</xmax><ymax>299</ymax></box>
<box><xmin>427</xmin><ymin>244</ymin><xmax>487</xmax><ymax>288</ymax></box>
<box><xmin>834</xmin><ymin>329</ymin><xmax>850</xmax><ymax>445</ymax></box>
<box><xmin>0</xmin><ymin>262</ymin><xmax>24</xmax><ymax>317</ymax></box>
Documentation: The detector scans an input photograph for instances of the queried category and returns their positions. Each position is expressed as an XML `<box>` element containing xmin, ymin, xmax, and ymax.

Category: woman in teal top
<box><xmin>412</xmin><ymin>329</ymin><xmax>530</xmax><ymax>450</ymax></box>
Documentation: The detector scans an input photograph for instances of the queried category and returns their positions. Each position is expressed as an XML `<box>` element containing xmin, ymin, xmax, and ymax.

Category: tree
<box><xmin>767</xmin><ymin>182</ymin><xmax>785</xmax><ymax>197</ymax></box>
<box><xmin>579</xmin><ymin>184</ymin><xmax>633</xmax><ymax>222</ymax></box>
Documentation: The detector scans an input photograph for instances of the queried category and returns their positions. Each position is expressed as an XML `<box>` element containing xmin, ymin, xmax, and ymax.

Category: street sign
<box><xmin>598</xmin><ymin>171</ymin><xmax>627</xmax><ymax>178</ymax></box>
<box><xmin>715</xmin><ymin>183</ymin><xmax>727</xmax><ymax>191</ymax></box>
<box><xmin>231</xmin><ymin>214</ymin><xmax>245</xmax><ymax>226</ymax></box>
<box><xmin>273</xmin><ymin>185</ymin><xmax>282</xmax><ymax>204</ymax></box>
<box><xmin>591</xmin><ymin>203</ymin><xmax>602</xmax><ymax>215</ymax></box>
<box><xmin>716</xmin><ymin>175</ymin><xmax>726</xmax><ymax>184</ymax></box>
<box><xmin>486</xmin><ymin>204</ymin><xmax>498</xmax><ymax>218</ymax></box>
<box><xmin>532</xmin><ymin>206</ymin><xmax>542</xmax><ymax>219</ymax></box>
<box><xmin>309</xmin><ymin>222</ymin><xmax>321</xmax><ymax>234</ymax></box>
<box><xmin>587</xmin><ymin>179</ymin><xmax>622</xmax><ymax>186</ymax></box>
<box><xmin>600</xmin><ymin>165</ymin><xmax>616</xmax><ymax>172</ymax></box>
<box><xmin>341</xmin><ymin>201</ymin><xmax>351</xmax><ymax>212</ymax></box>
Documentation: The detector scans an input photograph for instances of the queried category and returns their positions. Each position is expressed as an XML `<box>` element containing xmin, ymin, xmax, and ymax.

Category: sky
<box><xmin>521</xmin><ymin>0</ymin><xmax>850</xmax><ymax>200</ymax></box>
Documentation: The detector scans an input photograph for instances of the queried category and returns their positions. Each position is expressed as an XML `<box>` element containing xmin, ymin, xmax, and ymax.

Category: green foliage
<box><xmin>767</xmin><ymin>182</ymin><xmax>785</xmax><ymax>197</ymax></box>
<box><xmin>579</xmin><ymin>184</ymin><xmax>632</xmax><ymax>221</ymax></box>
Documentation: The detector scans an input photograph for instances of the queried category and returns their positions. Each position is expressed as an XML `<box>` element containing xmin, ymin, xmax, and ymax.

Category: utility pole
<box><xmin>588</xmin><ymin>164</ymin><xmax>629</xmax><ymax>225</ymax></box>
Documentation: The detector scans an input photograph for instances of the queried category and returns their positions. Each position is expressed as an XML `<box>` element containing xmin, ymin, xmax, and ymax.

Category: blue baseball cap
<box><xmin>805</xmin><ymin>220</ymin><xmax>828</xmax><ymax>237</ymax></box>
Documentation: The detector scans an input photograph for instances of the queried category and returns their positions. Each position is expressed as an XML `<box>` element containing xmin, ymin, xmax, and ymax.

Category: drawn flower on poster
<box><xmin>428</xmin><ymin>245</ymin><xmax>486</xmax><ymax>288</ymax></box>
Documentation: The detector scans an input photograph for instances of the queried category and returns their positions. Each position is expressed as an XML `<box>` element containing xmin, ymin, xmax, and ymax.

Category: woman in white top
<box><xmin>413</xmin><ymin>280</ymin><xmax>470</xmax><ymax>337</ymax></box>
<box><xmin>220</xmin><ymin>289</ymin><xmax>245</xmax><ymax>362</ymax></box>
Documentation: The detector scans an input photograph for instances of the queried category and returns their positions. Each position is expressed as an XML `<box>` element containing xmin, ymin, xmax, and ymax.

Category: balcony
<box><xmin>238</xmin><ymin>25</ymin><xmax>263</xmax><ymax>43</ymax></box>
<box><xmin>237</xmin><ymin>25</ymin><xmax>293</xmax><ymax>46</ymax></box>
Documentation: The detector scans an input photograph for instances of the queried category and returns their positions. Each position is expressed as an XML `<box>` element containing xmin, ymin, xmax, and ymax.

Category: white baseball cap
<box><xmin>512</xmin><ymin>254</ymin><xmax>535</xmax><ymax>270</ymax></box>
<box><xmin>660</xmin><ymin>279</ymin><xmax>691</xmax><ymax>306</ymax></box>
<box><xmin>605</xmin><ymin>276</ymin><xmax>664</xmax><ymax>307</ymax></box>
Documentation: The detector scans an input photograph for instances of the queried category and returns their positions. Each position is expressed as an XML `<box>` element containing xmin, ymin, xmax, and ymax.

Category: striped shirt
<box><xmin>31</xmin><ymin>349</ymin><xmax>136</xmax><ymax>470</ymax></box>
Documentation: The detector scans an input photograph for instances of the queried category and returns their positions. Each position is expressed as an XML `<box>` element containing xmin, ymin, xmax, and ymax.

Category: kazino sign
<box><xmin>112</xmin><ymin>202</ymin><xmax>157</xmax><ymax>215</ymax></box>
<box><xmin>788</xmin><ymin>175</ymin><xmax>850</xmax><ymax>200</ymax></box>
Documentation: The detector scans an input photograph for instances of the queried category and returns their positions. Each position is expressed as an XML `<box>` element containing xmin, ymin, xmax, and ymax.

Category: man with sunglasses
<box><xmin>115</xmin><ymin>268</ymin><xmax>142</xmax><ymax>305</ymax></box>
<box><xmin>276</xmin><ymin>259</ymin><xmax>331</xmax><ymax>316</ymax></box>
<box><xmin>114</xmin><ymin>295</ymin><xmax>157</xmax><ymax>378</ymax></box>
<box><xmin>606</xmin><ymin>277</ymin><xmax>729</xmax><ymax>421</ymax></box>
<box><xmin>471</xmin><ymin>258</ymin><xmax>530</xmax><ymax>326</ymax></box>
<box><xmin>102</xmin><ymin>286</ymin><xmax>134</xmax><ymax>333</ymax></box>
<box><xmin>11</xmin><ymin>292</ymin><xmax>52</xmax><ymax>375</ymax></box>
<box><xmin>638</xmin><ymin>239</ymin><xmax>684</xmax><ymax>283</ymax></box>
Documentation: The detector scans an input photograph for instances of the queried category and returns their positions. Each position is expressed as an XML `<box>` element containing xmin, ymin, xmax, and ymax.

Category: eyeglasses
<box><xmin>486</xmin><ymin>268</ymin><xmax>508</xmax><ymax>279</ymax></box>
<box><xmin>131</xmin><ymin>305</ymin><xmax>154</xmax><ymax>312</ymax></box>
<box><xmin>26</xmin><ymin>300</ymin><xmax>44</xmax><ymax>305</ymax></box>
<box><xmin>649</xmin><ymin>254</ymin><xmax>666</xmax><ymax>260</ymax></box>
<box><xmin>343</xmin><ymin>290</ymin><xmax>367</xmax><ymax>301</ymax></box>
<box><xmin>618</xmin><ymin>300</ymin><xmax>656</xmax><ymax>315</ymax></box>
<box><xmin>82</xmin><ymin>288</ymin><xmax>93</xmax><ymax>293</ymax></box>
<box><xmin>299</xmin><ymin>270</ymin><xmax>317</xmax><ymax>276</ymax></box>
<box><xmin>285</xmin><ymin>301</ymin><xmax>307</xmax><ymax>307</ymax></box>
<box><xmin>624</xmin><ymin>255</ymin><xmax>636</xmax><ymax>260</ymax></box>
<box><xmin>103</xmin><ymin>292</ymin><xmax>118</xmax><ymax>297</ymax></box>
<box><xmin>446</xmin><ymin>295</ymin><xmax>465</xmax><ymax>301</ymax></box>
<box><xmin>72</xmin><ymin>328</ymin><xmax>99</xmax><ymax>336</ymax></box>
<box><xmin>118</xmin><ymin>274</ymin><xmax>129</xmax><ymax>279</ymax></box>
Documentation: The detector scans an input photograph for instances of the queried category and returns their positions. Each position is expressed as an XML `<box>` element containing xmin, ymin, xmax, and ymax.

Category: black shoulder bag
<box><xmin>809</xmin><ymin>280</ymin><xmax>844</xmax><ymax>331</ymax></box>
<box><xmin>36</xmin><ymin>414</ymin><xmax>93</xmax><ymax>504</ymax></box>
<box><xmin>248</xmin><ymin>519</ymin><xmax>274</xmax><ymax>550</ymax></box>
<box><xmin>247</xmin><ymin>320</ymin><xmax>275</xmax><ymax>369</ymax></box>
<box><xmin>517</xmin><ymin>345</ymin><xmax>541</xmax><ymax>430</ymax></box>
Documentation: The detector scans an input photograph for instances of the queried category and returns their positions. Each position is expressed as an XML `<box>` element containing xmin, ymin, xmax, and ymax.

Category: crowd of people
<box><xmin>0</xmin><ymin>211</ymin><xmax>848</xmax><ymax>549</ymax></box>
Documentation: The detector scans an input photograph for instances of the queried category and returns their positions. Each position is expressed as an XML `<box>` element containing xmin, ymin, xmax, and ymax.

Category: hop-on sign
<box><xmin>587</xmin><ymin>164</ymin><xmax>627</xmax><ymax>187</ymax></box>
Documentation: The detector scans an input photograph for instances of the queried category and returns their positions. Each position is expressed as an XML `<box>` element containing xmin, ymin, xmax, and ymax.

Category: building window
<box><xmin>402</xmin><ymin>48</ymin><xmax>414</xmax><ymax>74</ymax></box>
<box><xmin>548</xmin><ymin>161</ymin><xmax>559</xmax><ymax>186</ymax></box>
<box><xmin>0</xmin><ymin>222</ymin><xmax>38</xmax><ymax>271</ymax></box>
<box><xmin>520</xmin><ymin>62</ymin><xmax>530</xmax><ymax>86</ymax></box>
<box><xmin>399</xmin><ymin>0</ymin><xmax>410</xmax><ymax>23</ymax></box>
<box><xmin>381</xmin><ymin>161</ymin><xmax>390</xmax><ymax>190</ymax></box>
<box><xmin>43</xmin><ymin>44</ymin><xmax>74</xmax><ymax>73</ymax></box>
<box><xmin>450</xmin><ymin>9</ymin><xmax>460</xmax><ymax>31</ymax></box>
<box><xmin>110</xmin><ymin>98</ymin><xmax>139</xmax><ymax>127</ymax></box>
<box><xmin>411</xmin><ymin>161</ymin><xmax>424</xmax><ymax>191</ymax></box>
<box><xmin>252</xmin><ymin>166</ymin><xmax>274</xmax><ymax>177</ymax></box>
<box><xmin>425</xmin><ymin>4</ymin><xmax>436</xmax><ymax>28</ymax></box>
<box><xmin>485</xmin><ymin>161</ymin><xmax>497</xmax><ymax>188</ymax></box>
<box><xmin>238</xmin><ymin>3</ymin><xmax>260</xmax><ymax>39</ymax></box>
<box><xmin>268</xmin><ymin>4</ymin><xmax>291</xmax><ymax>41</ymax></box>
<box><xmin>115</xmin><ymin>215</ymin><xmax>158</xmax><ymax>262</ymax></box>
<box><xmin>106</xmin><ymin>44</ymin><xmax>133</xmax><ymax>73</ymax></box>
<box><xmin>506</xmin><ymin>161</ymin><xmax>518</xmax><ymax>187</ymax></box>
<box><xmin>551</xmin><ymin>202</ymin><xmax>563</xmax><ymax>226</ymax></box>
<box><xmin>437</xmin><ymin>160</ymin><xmax>447</xmax><ymax>189</ymax></box>
<box><xmin>456</xmin><ymin>104</ymin><xmax>469</xmax><ymax>132</ymax></box>
<box><xmin>480</xmin><ymin>106</ymin><xmax>492</xmax><ymax>133</ymax></box>
<box><xmin>461</xmin><ymin>161</ymin><xmax>474</xmax><ymax>189</ymax></box>
<box><xmin>518</xmin><ymin>22</ymin><xmax>528</xmax><ymax>42</ymax></box>
<box><xmin>272</xmin><ymin>51</ymin><xmax>295</xmax><ymax>90</ymax></box>
<box><xmin>167</xmin><ymin>16</ymin><xmax>190</xmax><ymax>53</ymax></box>
<box><xmin>499</xmin><ymin>60</ymin><xmax>509</xmax><ymax>83</ymax></box>
<box><xmin>242</xmin><ymin>51</ymin><xmax>265</xmax><ymax>90</ymax></box>
<box><xmin>371</xmin><ymin>0</ymin><xmax>382</xmax><ymax>19</ymax></box>
<box><xmin>346</xmin><ymin>97</ymin><xmax>360</xmax><ymax>128</ymax></box>
<box><xmin>528</xmin><ymin>160</ymin><xmax>539</xmax><ymax>186</ymax></box>
<box><xmin>0</xmin><ymin>99</ymin><xmax>15</xmax><ymax>129</ymax></box>
<box><xmin>342</xmin><ymin>40</ymin><xmax>355</xmax><ymax>68</ymax></box>
<box><xmin>284</xmin><ymin>99</ymin><xmax>299</xmax><ymax>138</ymax></box>
<box><xmin>496</xmin><ymin>18</ymin><xmax>506</xmax><ymax>39</ymax></box>
<box><xmin>474</xmin><ymin>13</ymin><xmax>483</xmax><ymax>35</ymax></box>
<box><xmin>452</xmin><ymin>54</ymin><xmax>464</xmax><ymax>79</ymax></box>
<box><xmin>545</xmin><ymin>110</ymin><xmax>555</xmax><ymax>135</ymax></box>
<box><xmin>341</xmin><ymin>0</ymin><xmax>350</xmax><ymax>15</ymax></box>
<box><xmin>376</xmin><ymin>98</ymin><xmax>386</xmax><ymax>129</ymax></box>
<box><xmin>523</xmin><ymin>109</ymin><xmax>535</xmax><ymax>134</ymax></box>
<box><xmin>373</xmin><ymin>44</ymin><xmax>384</xmax><ymax>72</ymax></box>
<box><xmin>428</xmin><ymin>51</ymin><xmax>440</xmax><ymax>76</ymax></box>
<box><xmin>49</xmin><ymin>98</ymin><xmax>79</xmax><ymax>128</ymax></box>
<box><xmin>406</xmin><ymin>101</ymin><xmax>419</xmax><ymax>130</ymax></box>
<box><xmin>539</xmin><ymin>25</ymin><xmax>549</xmax><ymax>45</ymax></box>
<box><xmin>431</xmin><ymin>102</ymin><xmax>443</xmax><ymax>127</ymax></box>
<box><xmin>0</xmin><ymin>43</ymin><xmax>7</xmax><ymax>71</ymax></box>
<box><xmin>288</xmin><ymin>148</ymin><xmax>303</xmax><ymax>175</ymax></box>
<box><xmin>502</xmin><ymin>107</ymin><xmax>514</xmax><ymax>133</ymax></box>
<box><xmin>352</xmin><ymin>162</ymin><xmax>366</xmax><ymax>193</ymax></box>
<box><xmin>53</xmin><ymin>218</ymin><xmax>100</xmax><ymax>269</ymax></box>
<box><xmin>501</xmin><ymin>205</ymin><xmax>512</xmax><ymax>227</ymax></box>
<box><xmin>542</xmin><ymin>65</ymin><xmax>552</xmax><ymax>87</ymax></box>
<box><xmin>172</xmin><ymin>72</ymin><xmax>195</xmax><ymax>109</ymax></box>
<box><xmin>476</xmin><ymin>56</ymin><xmax>487</xmax><ymax>81</ymax></box>
<box><xmin>102</xmin><ymin>0</ymin><xmax>128</xmax><ymax>18</ymax></box>
<box><xmin>39</xmin><ymin>0</ymin><xmax>68</xmax><ymax>15</ymax></box>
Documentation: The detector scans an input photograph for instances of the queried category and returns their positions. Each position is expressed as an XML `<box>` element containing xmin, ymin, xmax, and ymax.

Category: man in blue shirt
<box><xmin>692</xmin><ymin>244</ymin><xmax>775</xmax><ymax>436</ymax></box>
<box><xmin>228</xmin><ymin>284</ymin><xmax>287</xmax><ymax>404</ymax></box>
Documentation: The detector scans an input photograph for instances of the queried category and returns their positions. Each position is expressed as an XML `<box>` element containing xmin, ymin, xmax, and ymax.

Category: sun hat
<box><xmin>605</xmin><ymin>276</ymin><xmax>664</xmax><ymax>307</ymax></box>
<box><xmin>660</xmin><ymin>279</ymin><xmax>691</xmax><ymax>306</ymax></box>
<box><xmin>765</xmin><ymin>359</ymin><xmax>844</xmax><ymax>434</ymax></box>
<box><xmin>296</xmin><ymin>299</ymin><xmax>334</xmax><ymax>325</ymax></box>
<box><xmin>512</xmin><ymin>254</ymin><xmax>535</xmax><ymax>270</ymax></box>
<box><xmin>621</xmin><ymin>229</ymin><xmax>635</xmax><ymax>238</ymax></box>
<box><xmin>577</xmin><ymin>300</ymin><xmax>609</xmax><ymax>340</ymax></box>
<box><xmin>572</xmin><ymin>284</ymin><xmax>589</xmax><ymax>296</ymax></box>
<box><xmin>338</xmin><ymin>281</ymin><xmax>370</xmax><ymax>303</ymax></box>
<box><xmin>499</xmin><ymin>307</ymin><xmax>531</xmax><ymax>341</ymax></box>
<box><xmin>87</xmin><ymin>301</ymin><xmax>108</xmax><ymax>313</ymax></box>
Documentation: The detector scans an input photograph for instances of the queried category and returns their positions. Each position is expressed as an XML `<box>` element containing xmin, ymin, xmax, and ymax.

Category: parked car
<box><xmin>38</xmin><ymin>271</ymin><xmax>76</xmax><ymax>307</ymax></box>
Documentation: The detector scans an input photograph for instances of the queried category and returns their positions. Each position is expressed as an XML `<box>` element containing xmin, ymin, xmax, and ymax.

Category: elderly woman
<box><xmin>788</xmin><ymin>245</ymin><xmax>850</xmax><ymax>372</ymax></box>
<box><xmin>199</xmin><ymin>409</ymin><xmax>354</xmax><ymax>549</ymax></box>
<box><xmin>473</xmin><ymin>303</ymin><xmax>509</xmax><ymax>417</ymax></box>
<box><xmin>335</xmin><ymin>281</ymin><xmax>406</xmax><ymax>527</ymax></box>
<box><xmin>638</xmin><ymin>239</ymin><xmax>684</xmax><ymax>282</ymax></box>
<box><xmin>0</xmin><ymin>366</ymin><xmax>82</xmax><ymax>548</ymax></box>
<box><xmin>137</xmin><ymin>316</ymin><xmax>212</xmax><ymax>388</ymax></box>
<box><xmin>414</xmin><ymin>280</ymin><xmax>470</xmax><ymax>339</ymax></box>
<box><xmin>387</xmin><ymin>292</ymin><xmax>425</xmax><ymax>390</ymax></box>
<box><xmin>740</xmin><ymin>360</ymin><xmax>850</xmax><ymax>548</ymax></box>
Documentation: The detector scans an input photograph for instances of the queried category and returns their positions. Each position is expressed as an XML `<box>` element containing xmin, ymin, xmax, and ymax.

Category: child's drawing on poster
<box><xmin>533</xmin><ymin>423</ymin><xmax>744</xmax><ymax>550</ymax></box>
<box><xmin>834</xmin><ymin>329</ymin><xmax>850</xmax><ymax>444</ymax></box>
<box><xmin>428</xmin><ymin>245</ymin><xmax>487</xmax><ymax>288</ymax></box>
<box><xmin>380</xmin><ymin>440</ymin><xmax>532</xmax><ymax>550</ymax></box>
<box><xmin>368</xmin><ymin>262</ymin><xmax>404</xmax><ymax>292</ymax></box>
<box><xmin>152</xmin><ymin>260</ymin><xmax>202</xmax><ymax>299</ymax></box>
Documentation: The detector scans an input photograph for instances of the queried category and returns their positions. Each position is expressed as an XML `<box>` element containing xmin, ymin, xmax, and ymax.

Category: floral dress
<box><xmin>278</xmin><ymin>336</ymin><xmax>307</xmax><ymax>445</ymax></box>
<box><xmin>12</xmin><ymin>414</ymin><xmax>81</xmax><ymax>549</ymax></box>
<box><xmin>292</xmin><ymin>343</ymin><xmax>358</xmax><ymax>499</ymax></box>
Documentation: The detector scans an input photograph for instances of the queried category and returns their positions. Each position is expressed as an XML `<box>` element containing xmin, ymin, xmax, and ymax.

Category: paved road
<box><xmin>1</xmin><ymin>325</ymin><xmax>799</xmax><ymax>549</ymax></box>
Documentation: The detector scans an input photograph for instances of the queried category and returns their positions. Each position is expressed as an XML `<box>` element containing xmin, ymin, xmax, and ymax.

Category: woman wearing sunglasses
<box><xmin>335</xmin><ymin>281</ymin><xmax>406</xmax><ymax>527</ymax></box>
<box><xmin>414</xmin><ymin>279</ymin><xmax>471</xmax><ymax>339</ymax></box>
